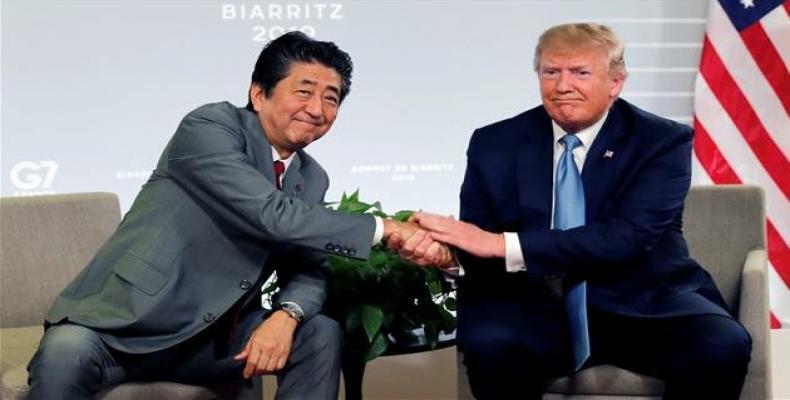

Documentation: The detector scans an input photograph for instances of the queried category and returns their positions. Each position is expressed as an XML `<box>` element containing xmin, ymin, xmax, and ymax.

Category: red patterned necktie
<box><xmin>273</xmin><ymin>160</ymin><xmax>285</xmax><ymax>190</ymax></box>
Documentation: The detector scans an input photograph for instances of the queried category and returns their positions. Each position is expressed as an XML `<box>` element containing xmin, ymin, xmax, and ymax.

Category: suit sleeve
<box><xmin>518</xmin><ymin>126</ymin><xmax>693</xmax><ymax>279</ymax></box>
<box><xmin>273</xmin><ymin>184</ymin><xmax>332</xmax><ymax>320</ymax></box>
<box><xmin>271</xmin><ymin>249</ymin><xmax>329</xmax><ymax>320</ymax></box>
<box><xmin>164</xmin><ymin>104</ymin><xmax>375</xmax><ymax>260</ymax></box>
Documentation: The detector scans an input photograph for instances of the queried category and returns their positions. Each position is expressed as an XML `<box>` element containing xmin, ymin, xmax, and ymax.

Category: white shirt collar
<box><xmin>551</xmin><ymin>110</ymin><xmax>610</xmax><ymax>150</ymax></box>
<box><xmin>271</xmin><ymin>146</ymin><xmax>295</xmax><ymax>173</ymax></box>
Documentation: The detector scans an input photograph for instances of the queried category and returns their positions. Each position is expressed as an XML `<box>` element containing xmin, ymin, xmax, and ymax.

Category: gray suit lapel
<box><xmin>240</xmin><ymin>107</ymin><xmax>277</xmax><ymax>184</ymax></box>
<box><xmin>238</xmin><ymin>106</ymin><xmax>308</xmax><ymax>199</ymax></box>
<box><xmin>283</xmin><ymin>154</ymin><xmax>305</xmax><ymax>198</ymax></box>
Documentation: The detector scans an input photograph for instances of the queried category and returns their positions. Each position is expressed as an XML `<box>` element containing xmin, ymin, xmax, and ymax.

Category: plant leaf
<box><xmin>371</xmin><ymin>210</ymin><xmax>388</xmax><ymax>218</ymax></box>
<box><xmin>321</xmin><ymin>192</ymin><xmax>457</xmax><ymax>364</ymax></box>
<box><xmin>360</xmin><ymin>304</ymin><xmax>384</xmax><ymax>343</ymax></box>
<box><xmin>364</xmin><ymin>332</ymin><xmax>389</xmax><ymax>362</ymax></box>
<box><xmin>391</xmin><ymin>210</ymin><xmax>414</xmax><ymax>222</ymax></box>
<box><xmin>443</xmin><ymin>296</ymin><xmax>457</xmax><ymax>311</ymax></box>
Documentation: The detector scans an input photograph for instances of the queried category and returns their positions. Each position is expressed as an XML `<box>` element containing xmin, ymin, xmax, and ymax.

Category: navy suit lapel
<box><xmin>517</xmin><ymin>110</ymin><xmax>554</xmax><ymax>229</ymax></box>
<box><xmin>582</xmin><ymin>101</ymin><xmax>627</xmax><ymax>222</ymax></box>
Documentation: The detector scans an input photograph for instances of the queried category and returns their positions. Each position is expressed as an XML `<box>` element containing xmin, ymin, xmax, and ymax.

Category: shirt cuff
<box><xmin>504</xmin><ymin>232</ymin><xmax>526</xmax><ymax>272</ymax></box>
<box><xmin>372</xmin><ymin>216</ymin><xmax>384</xmax><ymax>245</ymax></box>
<box><xmin>445</xmin><ymin>248</ymin><xmax>465</xmax><ymax>277</ymax></box>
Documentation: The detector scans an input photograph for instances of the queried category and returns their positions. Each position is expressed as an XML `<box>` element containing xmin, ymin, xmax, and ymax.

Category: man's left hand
<box><xmin>411</xmin><ymin>212</ymin><xmax>505</xmax><ymax>259</ymax></box>
<box><xmin>233</xmin><ymin>310</ymin><xmax>298</xmax><ymax>378</ymax></box>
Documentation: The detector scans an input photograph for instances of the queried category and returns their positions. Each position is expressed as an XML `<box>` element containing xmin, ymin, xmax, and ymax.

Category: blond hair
<box><xmin>533</xmin><ymin>23</ymin><xmax>628</xmax><ymax>78</ymax></box>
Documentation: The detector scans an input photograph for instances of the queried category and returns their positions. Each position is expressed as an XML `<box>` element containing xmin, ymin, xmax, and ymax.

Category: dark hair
<box><xmin>246</xmin><ymin>31</ymin><xmax>353</xmax><ymax>111</ymax></box>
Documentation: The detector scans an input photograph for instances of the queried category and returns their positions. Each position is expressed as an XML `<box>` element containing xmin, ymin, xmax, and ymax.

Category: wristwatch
<box><xmin>275</xmin><ymin>302</ymin><xmax>304</xmax><ymax>323</ymax></box>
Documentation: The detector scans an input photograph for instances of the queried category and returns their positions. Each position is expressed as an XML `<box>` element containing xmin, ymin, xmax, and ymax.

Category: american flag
<box><xmin>693</xmin><ymin>0</ymin><xmax>789</xmax><ymax>328</ymax></box>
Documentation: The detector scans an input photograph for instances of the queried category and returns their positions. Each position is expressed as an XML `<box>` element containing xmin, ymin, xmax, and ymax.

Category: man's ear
<box><xmin>609</xmin><ymin>71</ymin><xmax>626</xmax><ymax>98</ymax></box>
<box><xmin>249</xmin><ymin>83</ymin><xmax>264</xmax><ymax>112</ymax></box>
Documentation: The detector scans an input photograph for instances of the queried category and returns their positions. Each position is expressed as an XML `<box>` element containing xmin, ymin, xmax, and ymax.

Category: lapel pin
<box><xmin>604</xmin><ymin>150</ymin><xmax>614</xmax><ymax>159</ymax></box>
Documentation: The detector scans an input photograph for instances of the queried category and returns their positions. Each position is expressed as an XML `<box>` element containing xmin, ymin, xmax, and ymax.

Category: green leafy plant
<box><xmin>264</xmin><ymin>190</ymin><xmax>456</xmax><ymax>363</ymax></box>
<box><xmin>323</xmin><ymin>191</ymin><xmax>456</xmax><ymax>362</ymax></box>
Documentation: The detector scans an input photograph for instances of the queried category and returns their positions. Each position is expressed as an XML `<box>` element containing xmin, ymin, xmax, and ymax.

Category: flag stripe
<box><xmin>694</xmin><ymin>76</ymin><xmax>790</xmax><ymax>240</ymax></box>
<box><xmin>768</xmin><ymin>220</ymin><xmax>790</xmax><ymax>289</ymax></box>
<box><xmin>768</xmin><ymin>259</ymin><xmax>790</xmax><ymax>325</ymax></box>
<box><xmin>694</xmin><ymin>118</ymin><xmax>790</xmax><ymax>287</ymax></box>
<box><xmin>693</xmin><ymin>0</ymin><xmax>789</xmax><ymax>327</ymax></box>
<box><xmin>694</xmin><ymin>125</ymin><xmax>790</xmax><ymax>325</ymax></box>
<box><xmin>692</xmin><ymin>119</ymin><xmax>740</xmax><ymax>184</ymax></box>
<box><xmin>693</xmin><ymin>112</ymin><xmax>790</xmax><ymax>292</ymax></box>
<box><xmin>761</xmin><ymin>2</ymin><xmax>790</xmax><ymax>69</ymax></box>
<box><xmin>699</xmin><ymin>36</ymin><xmax>790</xmax><ymax>202</ymax></box>
<box><xmin>693</xmin><ymin>120</ymin><xmax>790</xmax><ymax>327</ymax></box>
<box><xmin>740</xmin><ymin>22</ymin><xmax>790</xmax><ymax>113</ymax></box>
<box><xmin>706</xmin><ymin>1</ymin><xmax>790</xmax><ymax>158</ymax></box>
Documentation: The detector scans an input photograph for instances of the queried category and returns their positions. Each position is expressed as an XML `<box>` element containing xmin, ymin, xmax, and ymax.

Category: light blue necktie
<box><xmin>555</xmin><ymin>133</ymin><xmax>590</xmax><ymax>371</ymax></box>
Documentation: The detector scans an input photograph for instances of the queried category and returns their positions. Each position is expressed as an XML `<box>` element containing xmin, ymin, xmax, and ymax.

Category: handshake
<box><xmin>381</xmin><ymin>212</ymin><xmax>506</xmax><ymax>268</ymax></box>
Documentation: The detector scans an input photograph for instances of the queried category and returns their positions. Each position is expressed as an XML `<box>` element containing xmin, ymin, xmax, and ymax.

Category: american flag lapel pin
<box><xmin>604</xmin><ymin>150</ymin><xmax>614</xmax><ymax>159</ymax></box>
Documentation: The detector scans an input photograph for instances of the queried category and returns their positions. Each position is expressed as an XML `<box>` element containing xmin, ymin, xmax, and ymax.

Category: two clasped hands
<box><xmin>382</xmin><ymin>212</ymin><xmax>507</xmax><ymax>267</ymax></box>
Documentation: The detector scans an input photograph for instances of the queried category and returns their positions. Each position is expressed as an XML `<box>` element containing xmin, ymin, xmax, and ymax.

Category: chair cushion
<box><xmin>545</xmin><ymin>364</ymin><xmax>664</xmax><ymax>396</ymax></box>
<box><xmin>0</xmin><ymin>326</ymin><xmax>43</xmax><ymax>378</ymax></box>
<box><xmin>98</xmin><ymin>381</ymin><xmax>230</xmax><ymax>400</ymax></box>
<box><xmin>2</xmin><ymin>363</ymin><xmax>230</xmax><ymax>400</ymax></box>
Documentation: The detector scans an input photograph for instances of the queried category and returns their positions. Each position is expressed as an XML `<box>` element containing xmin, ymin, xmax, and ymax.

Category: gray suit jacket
<box><xmin>46</xmin><ymin>102</ymin><xmax>376</xmax><ymax>353</ymax></box>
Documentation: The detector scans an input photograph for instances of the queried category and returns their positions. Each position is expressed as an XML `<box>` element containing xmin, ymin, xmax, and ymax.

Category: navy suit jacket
<box><xmin>457</xmin><ymin>99</ymin><xmax>730</xmax><ymax>325</ymax></box>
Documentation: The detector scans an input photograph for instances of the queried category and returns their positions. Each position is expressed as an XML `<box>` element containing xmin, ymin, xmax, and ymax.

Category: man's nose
<box><xmin>304</xmin><ymin>94</ymin><xmax>323</xmax><ymax>118</ymax></box>
<box><xmin>555</xmin><ymin>71</ymin><xmax>573</xmax><ymax>92</ymax></box>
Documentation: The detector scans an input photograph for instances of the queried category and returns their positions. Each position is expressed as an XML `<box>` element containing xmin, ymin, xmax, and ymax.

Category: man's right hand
<box><xmin>233</xmin><ymin>310</ymin><xmax>297</xmax><ymax>378</ymax></box>
<box><xmin>383</xmin><ymin>219</ymin><xmax>453</xmax><ymax>267</ymax></box>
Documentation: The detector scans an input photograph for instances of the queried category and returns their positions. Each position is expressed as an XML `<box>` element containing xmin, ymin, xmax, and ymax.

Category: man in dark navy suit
<box><xmin>408</xmin><ymin>23</ymin><xmax>752</xmax><ymax>399</ymax></box>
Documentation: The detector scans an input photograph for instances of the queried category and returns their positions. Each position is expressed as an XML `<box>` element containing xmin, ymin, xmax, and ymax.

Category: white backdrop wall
<box><xmin>2</xmin><ymin>0</ymin><xmax>707</xmax><ymax>216</ymax></box>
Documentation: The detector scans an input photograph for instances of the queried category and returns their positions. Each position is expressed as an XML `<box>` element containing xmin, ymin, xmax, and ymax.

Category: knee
<box><xmin>684</xmin><ymin>323</ymin><xmax>752</xmax><ymax>374</ymax></box>
<box><xmin>460</xmin><ymin>329</ymin><xmax>522</xmax><ymax>368</ymax></box>
<box><xmin>28</xmin><ymin>324</ymin><xmax>104</xmax><ymax>378</ymax></box>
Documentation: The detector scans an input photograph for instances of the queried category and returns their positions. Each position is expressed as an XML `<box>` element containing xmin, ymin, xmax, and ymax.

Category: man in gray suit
<box><xmin>27</xmin><ymin>32</ymin><xmax>449</xmax><ymax>399</ymax></box>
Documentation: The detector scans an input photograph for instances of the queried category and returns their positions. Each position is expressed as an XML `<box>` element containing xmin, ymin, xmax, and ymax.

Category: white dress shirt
<box><xmin>503</xmin><ymin>111</ymin><xmax>609</xmax><ymax>272</ymax></box>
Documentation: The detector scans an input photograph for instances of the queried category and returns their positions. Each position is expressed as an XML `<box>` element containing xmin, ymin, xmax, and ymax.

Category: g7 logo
<box><xmin>10</xmin><ymin>161</ymin><xmax>59</xmax><ymax>190</ymax></box>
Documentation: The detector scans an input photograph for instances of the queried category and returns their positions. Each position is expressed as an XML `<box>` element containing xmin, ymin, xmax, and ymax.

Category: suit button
<box><xmin>203</xmin><ymin>312</ymin><xmax>216</xmax><ymax>323</ymax></box>
<box><xmin>240</xmin><ymin>280</ymin><xmax>252</xmax><ymax>290</ymax></box>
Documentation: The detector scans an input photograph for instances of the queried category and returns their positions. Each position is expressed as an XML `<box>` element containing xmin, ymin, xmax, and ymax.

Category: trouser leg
<box><xmin>457</xmin><ymin>292</ymin><xmax>570</xmax><ymax>400</ymax></box>
<box><xmin>27</xmin><ymin>324</ymin><xmax>129</xmax><ymax>400</ymax></box>
<box><xmin>589</xmin><ymin>309</ymin><xmax>752</xmax><ymax>400</ymax></box>
<box><xmin>461</xmin><ymin>344</ymin><xmax>552</xmax><ymax>400</ymax></box>
<box><xmin>163</xmin><ymin>308</ymin><xmax>342</xmax><ymax>399</ymax></box>
<box><xmin>274</xmin><ymin>314</ymin><xmax>342</xmax><ymax>400</ymax></box>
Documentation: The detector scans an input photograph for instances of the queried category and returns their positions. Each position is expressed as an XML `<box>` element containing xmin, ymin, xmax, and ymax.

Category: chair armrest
<box><xmin>738</xmin><ymin>249</ymin><xmax>771</xmax><ymax>400</ymax></box>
